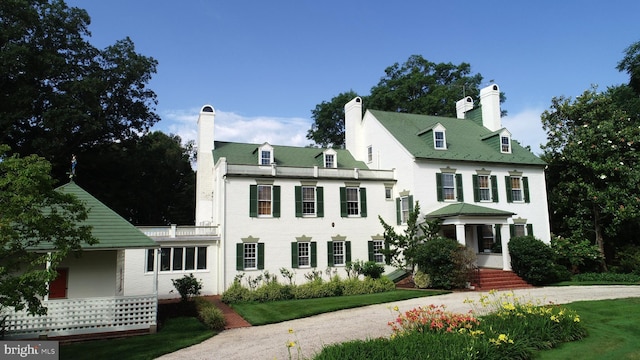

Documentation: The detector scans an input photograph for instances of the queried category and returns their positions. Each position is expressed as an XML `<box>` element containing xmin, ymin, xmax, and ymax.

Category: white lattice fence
<box><xmin>3</xmin><ymin>295</ymin><xmax>157</xmax><ymax>339</ymax></box>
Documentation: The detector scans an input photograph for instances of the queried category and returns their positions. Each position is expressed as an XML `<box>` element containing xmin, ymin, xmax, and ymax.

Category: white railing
<box><xmin>138</xmin><ymin>225</ymin><xmax>218</xmax><ymax>238</ymax></box>
<box><xmin>225</xmin><ymin>164</ymin><xmax>395</xmax><ymax>180</ymax></box>
<box><xmin>3</xmin><ymin>295</ymin><xmax>157</xmax><ymax>339</ymax></box>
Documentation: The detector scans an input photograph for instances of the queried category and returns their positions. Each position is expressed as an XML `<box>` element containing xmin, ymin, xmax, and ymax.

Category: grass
<box><xmin>536</xmin><ymin>297</ymin><xmax>640</xmax><ymax>360</ymax></box>
<box><xmin>59</xmin><ymin>317</ymin><xmax>216</xmax><ymax>360</ymax></box>
<box><xmin>231</xmin><ymin>289</ymin><xmax>448</xmax><ymax>325</ymax></box>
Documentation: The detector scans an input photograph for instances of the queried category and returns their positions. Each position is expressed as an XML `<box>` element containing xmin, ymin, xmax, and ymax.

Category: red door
<box><xmin>49</xmin><ymin>268</ymin><xmax>68</xmax><ymax>299</ymax></box>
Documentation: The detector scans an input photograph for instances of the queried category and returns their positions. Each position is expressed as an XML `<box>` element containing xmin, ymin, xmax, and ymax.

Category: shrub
<box><xmin>572</xmin><ymin>272</ymin><xmax>640</xmax><ymax>283</ymax></box>
<box><xmin>194</xmin><ymin>298</ymin><xmax>225</xmax><ymax>331</ymax></box>
<box><xmin>412</xmin><ymin>270</ymin><xmax>431</xmax><ymax>289</ymax></box>
<box><xmin>171</xmin><ymin>274</ymin><xmax>202</xmax><ymax>302</ymax></box>
<box><xmin>361</xmin><ymin>261</ymin><xmax>385</xmax><ymax>279</ymax></box>
<box><xmin>615</xmin><ymin>245</ymin><xmax>640</xmax><ymax>274</ymax></box>
<box><xmin>551</xmin><ymin>235</ymin><xmax>603</xmax><ymax>273</ymax></box>
<box><xmin>509</xmin><ymin>235</ymin><xmax>558</xmax><ymax>285</ymax></box>
<box><xmin>253</xmin><ymin>282</ymin><xmax>292</xmax><ymax>302</ymax></box>
<box><xmin>342</xmin><ymin>277</ymin><xmax>395</xmax><ymax>295</ymax></box>
<box><xmin>414</xmin><ymin>237</ymin><xmax>465</xmax><ymax>289</ymax></box>
<box><xmin>221</xmin><ymin>280</ymin><xmax>252</xmax><ymax>303</ymax></box>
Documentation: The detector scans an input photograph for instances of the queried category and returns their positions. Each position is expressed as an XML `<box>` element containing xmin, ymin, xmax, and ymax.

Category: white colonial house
<box><xmin>133</xmin><ymin>83</ymin><xmax>550</xmax><ymax>298</ymax></box>
<box><xmin>344</xmin><ymin>83</ymin><xmax>550</xmax><ymax>270</ymax></box>
<box><xmin>5</xmin><ymin>182</ymin><xmax>159</xmax><ymax>339</ymax></box>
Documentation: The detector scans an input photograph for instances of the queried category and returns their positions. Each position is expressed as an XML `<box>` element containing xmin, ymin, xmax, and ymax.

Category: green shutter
<box><xmin>257</xmin><ymin>243</ymin><xmax>265</xmax><ymax>269</ymax></box>
<box><xmin>273</xmin><ymin>185</ymin><xmax>281</xmax><ymax>217</ymax></box>
<box><xmin>395</xmin><ymin>198</ymin><xmax>401</xmax><ymax>225</ymax></box>
<box><xmin>495</xmin><ymin>224</ymin><xmax>502</xmax><ymax>243</ymax></box>
<box><xmin>317</xmin><ymin>187</ymin><xmax>324</xmax><ymax>217</ymax></box>
<box><xmin>327</xmin><ymin>241</ymin><xmax>334</xmax><ymax>266</ymax></box>
<box><xmin>436</xmin><ymin>173</ymin><xmax>443</xmax><ymax>201</ymax></box>
<box><xmin>456</xmin><ymin>174</ymin><xmax>464</xmax><ymax>201</ymax></box>
<box><xmin>509</xmin><ymin>224</ymin><xmax>515</xmax><ymax>238</ymax></box>
<box><xmin>360</xmin><ymin>188</ymin><xmax>367</xmax><ymax>217</ymax></box>
<box><xmin>408</xmin><ymin>195</ymin><xmax>414</xmax><ymax>212</ymax></box>
<box><xmin>491</xmin><ymin>176</ymin><xmax>499</xmax><ymax>202</ymax></box>
<box><xmin>249</xmin><ymin>185</ymin><xmax>258</xmax><ymax>217</ymax></box>
<box><xmin>472</xmin><ymin>175</ymin><xmax>479</xmax><ymax>202</ymax></box>
<box><xmin>339</xmin><ymin>187</ymin><xmax>347</xmax><ymax>217</ymax></box>
<box><xmin>476</xmin><ymin>225</ymin><xmax>483</xmax><ymax>252</ymax></box>
<box><xmin>236</xmin><ymin>243</ymin><xmax>244</xmax><ymax>270</ymax></box>
<box><xmin>311</xmin><ymin>242</ymin><xmax>317</xmax><ymax>267</ymax></box>
<box><xmin>291</xmin><ymin>242</ymin><xmax>298</xmax><ymax>268</ymax></box>
<box><xmin>368</xmin><ymin>241</ymin><xmax>374</xmax><ymax>261</ymax></box>
<box><xmin>505</xmin><ymin>176</ymin><xmax>513</xmax><ymax>203</ymax></box>
<box><xmin>295</xmin><ymin>186</ymin><xmax>302</xmax><ymax>217</ymax></box>
<box><xmin>345</xmin><ymin>241</ymin><xmax>352</xmax><ymax>263</ymax></box>
<box><xmin>523</xmin><ymin>177</ymin><xmax>530</xmax><ymax>203</ymax></box>
<box><xmin>384</xmin><ymin>241</ymin><xmax>391</xmax><ymax>265</ymax></box>
<box><xmin>527</xmin><ymin>224</ymin><xmax>534</xmax><ymax>236</ymax></box>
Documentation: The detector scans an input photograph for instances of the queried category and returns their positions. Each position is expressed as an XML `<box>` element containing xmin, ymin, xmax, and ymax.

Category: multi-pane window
<box><xmin>298</xmin><ymin>242</ymin><xmax>310</xmax><ymax>267</ymax></box>
<box><xmin>260</xmin><ymin>150</ymin><xmax>271</xmax><ymax>165</ymax></box>
<box><xmin>434</xmin><ymin>131</ymin><xmax>446</xmax><ymax>149</ymax></box>
<box><xmin>501</xmin><ymin>136</ymin><xmax>511</xmax><ymax>153</ymax></box>
<box><xmin>478</xmin><ymin>175</ymin><xmax>491</xmax><ymax>201</ymax></box>
<box><xmin>373</xmin><ymin>240</ymin><xmax>384</xmax><ymax>263</ymax></box>
<box><xmin>400</xmin><ymin>196</ymin><xmax>410</xmax><ymax>224</ymax></box>
<box><xmin>332</xmin><ymin>241</ymin><xmax>345</xmax><ymax>266</ymax></box>
<box><xmin>244</xmin><ymin>243</ymin><xmax>257</xmax><ymax>270</ymax></box>
<box><xmin>302</xmin><ymin>186</ymin><xmax>316</xmax><ymax>215</ymax></box>
<box><xmin>442</xmin><ymin>173</ymin><xmax>456</xmax><ymax>200</ymax></box>
<box><xmin>514</xmin><ymin>224</ymin><xmax>526</xmax><ymax>237</ymax></box>
<box><xmin>479</xmin><ymin>225</ymin><xmax>494</xmax><ymax>253</ymax></box>
<box><xmin>325</xmin><ymin>154</ymin><xmax>335</xmax><ymax>168</ymax></box>
<box><xmin>367</xmin><ymin>146</ymin><xmax>373</xmax><ymax>163</ymax></box>
<box><xmin>146</xmin><ymin>247</ymin><xmax>208</xmax><ymax>272</ymax></box>
<box><xmin>258</xmin><ymin>185</ymin><xmax>272</xmax><ymax>215</ymax></box>
<box><xmin>510</xmin><ymin>177</ymin><xmax>523</xmax><ymax>202</ymax></box>
<box><xmin>385</xmin><ymin>187</ymin><xmax>392</xmax><ymax>200</ymax></box>
<box><xmin>346</xmin><ymin>187</ymin><xmax>359</xmax><ymax>215</ymax></box>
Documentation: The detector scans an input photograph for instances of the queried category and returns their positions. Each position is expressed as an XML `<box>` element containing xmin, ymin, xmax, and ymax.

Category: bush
<box><xmin>414</xmin><ymin>237</ymin><xmax>466</xmax><ymax>289</ymax></box>
<box><xmin>615</xmin><ymin>245</ymin><xmax>640</xmax><ymax>274</ymax></box>
<box><xmin>194</xmin><ymin>298</ymin><xmax>225</xmax><ymax>331</ymax></box>
<box><xmin>221</xmin><ymin>280</ymin><xmax>252</xmax><ymax>303</ymax></box>
<box><xmin>171</xmin><ymin>274</ymin><xmax>202</xmax><ymax>302</ymax></box>
<box><xmin>342</xmin><ymin>277</ymin><xmax>395</xmax><ymax>296</ymax></box>
<box><xmin>572</xmin><ymin>272</ymin><xmax>640</xmax><ymax>283</ymax></box>
<box><xmin>412</xmin><ymin>270</ymin><xmax>431</xmax><ymax>289</ymax></box>
<box><xmin>361</xmin><ymin>261</ymin><xmax>385</xmax><ymax>279</ymax></box>
<box><xmin>551</xmin><ymin>235</ymin><xmax>603</xmax><ymax>273</ymax></box>
<box><xmin>509</xmin><ymin>236</ymin><xmax>558</xmax><ymax>285</ymax></box>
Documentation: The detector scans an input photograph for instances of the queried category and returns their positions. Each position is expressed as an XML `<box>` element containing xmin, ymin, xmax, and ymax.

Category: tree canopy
<box><xmin>0</xmin><ymin>145</ymin><xmax>96</xmax><ymax>316</ymax></box>
<box><xmin>0</xmin><ymin>0</ymin><xmax>159</xmax><ymax>181</ymax></box>
<box><xmin>306</xmin><ymin>55</ymin><xmax>496</xmax><ymax>147</ymax></box>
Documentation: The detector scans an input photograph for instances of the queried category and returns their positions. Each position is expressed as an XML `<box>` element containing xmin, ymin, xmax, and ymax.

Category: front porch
<box><xmin>3</xmin><ymin>295</ymin><xmax>157</xmax><ymax>339</ymax></box>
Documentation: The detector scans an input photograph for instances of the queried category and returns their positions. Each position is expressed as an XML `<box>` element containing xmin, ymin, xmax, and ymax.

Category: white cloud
<box><xmin>154</xmin><ymin>108</ymin><xmax>313</xmax><ymax>147</ymax></box>
<box><xmin>502</xmin><ymin>108</ymin><xmax>548</xmax><ymax>154</ymax></box>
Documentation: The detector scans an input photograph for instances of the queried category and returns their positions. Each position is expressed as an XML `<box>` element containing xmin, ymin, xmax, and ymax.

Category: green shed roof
<box><xmin>213</xmin><ymin>141</ymin><xmax>369</xmax><ymax>169</ymax></box>
<box><xmin>369</xmin><ymin>109</ymin><xmax>546</xmax><ymax>166</ymax></box>
<box><xmin>425</xmin><ymin>203</ymin><xmax>515</xmax><ymax>218</ymax></box>
<box><xmin>44</xmin><ymin>182</ymin><xmax>158</xmax><ymax>250</ymax></box>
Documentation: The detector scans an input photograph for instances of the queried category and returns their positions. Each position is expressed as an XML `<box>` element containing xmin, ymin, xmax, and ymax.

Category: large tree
<box><xmin>307</xmin><ymin>55</ymin><xmax>495</xmax><ymax>147</ymax></box>
<box><xmin>75</xmin><ymin>132</ymin><xmax>195</xmax><ymax>225</ymax></box>
<box><xmin>541</xmin><ymin>86</ymin><xmax>640</xmax><ymax>268</ymax></box>
<box><xmin>0</xmin><ymin>145</ymin><xmax>96</xmax><ymax>317</ymax></box>
<box><xmin>0</xmin><ymin>0</ymin><xmax>159</xmax><ymax>181</ymax></box>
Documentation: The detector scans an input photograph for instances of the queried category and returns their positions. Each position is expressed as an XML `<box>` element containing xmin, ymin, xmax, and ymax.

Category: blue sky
<box><xmin>66</xmin><ymin>0</ymin><xmax>638</xmax><ymax>154</ymax></box>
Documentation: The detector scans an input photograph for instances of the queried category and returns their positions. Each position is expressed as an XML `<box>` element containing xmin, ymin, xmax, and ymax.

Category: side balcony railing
<box><xmin>138</xmin><ymin>225</ymin><xmax>218</xmax><ymax>238</ymax></box>
<box><xmin>3</xmin><ymin>295</ymin><xmax>157</xmax><ymax>339</ymax></box>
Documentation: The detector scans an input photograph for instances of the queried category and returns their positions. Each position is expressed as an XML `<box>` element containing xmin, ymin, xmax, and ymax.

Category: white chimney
<box><xmin>455</xmin><ymin>96</ymin><xmax>474</xmax><ymax>119</ymax></box>
<box><xmin>344</xmin><ymin>97</ymin><xmax>363</xmax><ymax>156</ymax></box>
<box><xmin>196</xmin><ymin>105</ymin><xmax>215</xmax><ymax>226</ymax></box>
<box><xmin>480</xmin><ymin>84</ymin><xmax>501</xmax><ymax>131</ymax></box>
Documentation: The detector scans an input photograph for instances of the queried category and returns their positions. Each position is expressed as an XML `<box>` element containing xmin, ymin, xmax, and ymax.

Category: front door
<box><xmin>49</xmin><ymin>268</ymin><xmax>68</xmax><ymax>299</ymax></box>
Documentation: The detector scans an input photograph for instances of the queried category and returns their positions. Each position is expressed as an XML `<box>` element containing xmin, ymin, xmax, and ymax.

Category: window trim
<box><xmin>327</xmin><ymin>240</ymin><xmax>351</xmax><ymax>267</ymax></box>
<box><xmin>250</xmin><ymin>184</ymin><xmax>281</xmax><ymax>217</ymax></box>
<box><xmin>396</xmin><ymin>194</ymin><xmax>414</xmax><ymax>225</ymax></box>
<box><xmin>146</xmin><ymin>246</ymin><xmax>208</xmax><ymax>273</ymax></box>
<box><xmin>340</xmin><ymin>186</ymin><xmax>367</xmax><ymax>217</ymax></box>
<box><xmin>436</xmin><ymin>171</ymin><xmax>463</xmax><ymax>202</ymax></box>
<box><xmin>236</xmin><ymin>241</ymin><xmax>265</xmax><ymax>271</ymax></box>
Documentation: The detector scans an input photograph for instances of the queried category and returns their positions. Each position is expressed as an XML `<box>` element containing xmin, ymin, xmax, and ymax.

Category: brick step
<box><xmin>472</xmin><ymin>269</ymin><xmax>533</xmax><ymax>291</ymax></box>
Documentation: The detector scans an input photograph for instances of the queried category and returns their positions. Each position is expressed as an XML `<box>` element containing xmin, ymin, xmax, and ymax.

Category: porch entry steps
<box><xmin>472</xmin><ymin>268</ymin><xmax>533</xmax><ymax>291</ymax></box>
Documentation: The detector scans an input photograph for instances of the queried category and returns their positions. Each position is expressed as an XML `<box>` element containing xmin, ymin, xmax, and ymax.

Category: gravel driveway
<box><xmin>156</xmin><ymin>285</ymin><xmax>640</xmax><ymax>360</ymax></box>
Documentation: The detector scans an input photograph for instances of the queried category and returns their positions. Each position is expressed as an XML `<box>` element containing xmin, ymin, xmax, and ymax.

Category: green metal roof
<box><xmin>369</xmin><ymin>109</ymin><xmax>546</xmax><ymax>166</ymax></box>
<box><xmin>44</xmin><ymin>182</ymin><xmax>158</xmax><ymax>250</ymax></box>
<box><xmin>425</xmin><ymin>203</ymin><xmax>515</xmax><ymax>218</ymax></box>
<box><xmin>213</xmin><ymin>141</ymin><xmax>369</xmax><ymax>169</ymax></box>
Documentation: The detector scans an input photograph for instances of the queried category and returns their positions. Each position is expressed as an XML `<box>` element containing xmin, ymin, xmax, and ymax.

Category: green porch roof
<box><xmin>369</xmin><ymin>109</ymin><xmax>546</xmax><ymax>166</ymax></box>
<box><xmin>213</xmin><ymin>141</ymin><xmax>369</xmax><ymax>169</ymax></box>
<box><xmin>425</xmin><ymin>203</ymin><xmax>515</xmax><ymax>218</ymax></box>
<box><xmin>42</xmin><ymin>182</ymin><xmax>158</xmax><ymax>250</ymax></box>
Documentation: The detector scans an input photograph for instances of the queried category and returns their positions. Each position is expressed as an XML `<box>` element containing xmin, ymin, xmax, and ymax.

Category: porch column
<box><xmin>455</xmin><ymin>224</ymin><xmax>466</xmax><ymax>246</ymax></box>
<box><xmin>500</xmin><ymin>224</ymin><xmax>512</xmax><ymax>270</ymax></box>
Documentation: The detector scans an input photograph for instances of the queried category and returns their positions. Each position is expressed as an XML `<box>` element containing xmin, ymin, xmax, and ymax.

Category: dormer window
<box><xmin>500</xmin><ymin>130</ymin><xmax>512</xmax><ymax>154</ymax></box>
<box><xmin>433</xmin><ymin>123</ymin><xmax>447</xmax><ymax>150</ymax></box>
<box><xmin>324</xmin><ymin>148</ymin><xmax>337</xmax><ymax>168</ymax></box>
<box><xmin>258</xmin><ymin>143</ymin><xmax>274</xmax><ymax>165</ymax></box>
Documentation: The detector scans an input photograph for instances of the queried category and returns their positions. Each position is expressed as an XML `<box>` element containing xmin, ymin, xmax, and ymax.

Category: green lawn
<box><xmin>536</xmin><ymin>297</ymin><xmax>640</xmax><ymax>360</ymax></box>
<box><xmin>231</xmin><ymin>289</ymin><xmax>447</xmax><ymax>325</ymax></box>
